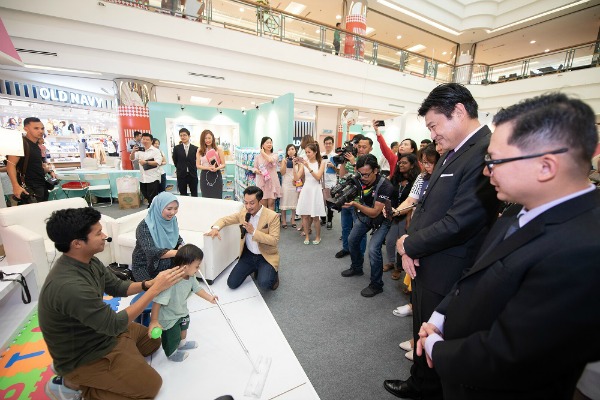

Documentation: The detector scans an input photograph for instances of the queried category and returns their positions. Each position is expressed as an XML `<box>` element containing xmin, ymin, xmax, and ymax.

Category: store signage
<box><xmin>0</xmin><ymin>79</ymin><xmax>115</xmax><ymax>110</ymax></box>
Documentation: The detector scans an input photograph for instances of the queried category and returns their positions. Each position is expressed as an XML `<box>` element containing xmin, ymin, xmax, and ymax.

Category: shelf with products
<box><xmin>233</xmin><ymin>147</ymin><xmax>284</xmax><ymax>203</ymax></box>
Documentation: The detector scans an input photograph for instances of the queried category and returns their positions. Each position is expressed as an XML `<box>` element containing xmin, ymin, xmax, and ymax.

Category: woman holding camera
<box><xmin>296</xmin><ymin>143</ymin><xmax>326</xmax><ymax>244</ymax></box>
<box><xmin>196</xmin><ymin>129</ymin><xmax>225</xmax><ymax>199</ymax></box>
<box><xmin>254</xmin><ymin>136</ymin><xmax>281</xmax><ymax>210</ymax></box>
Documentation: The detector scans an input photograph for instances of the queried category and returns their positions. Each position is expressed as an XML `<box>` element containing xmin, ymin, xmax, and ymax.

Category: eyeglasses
<box><xmin>421</xmin><ymin>161</ymin><xmax>433</xmax><ymax>167</ymax></box>
<box><xmin>398</xmin><ymin>161</ymin><xmax>410</xmax><ymax>165</ymax></box>
<box><xmin>484</xmin><ymin>148</ymin><xmax>568</xmax><ymax>173</ymax></box>
<box><xmin>358</xmin><ymin>170</ymin><xmax>374</xmax><ymax>178</ymax></box>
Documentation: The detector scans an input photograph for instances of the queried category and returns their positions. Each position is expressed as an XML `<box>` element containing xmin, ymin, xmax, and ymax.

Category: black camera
<box><xmin>331</xmin><ymin>138</ymin><xmax>359</xmax><ymax>165</ymax></box>
<box><xmin>326</xmin><ymin>173</ymin><xmax>361</xmax><ymax>211</ymax></box>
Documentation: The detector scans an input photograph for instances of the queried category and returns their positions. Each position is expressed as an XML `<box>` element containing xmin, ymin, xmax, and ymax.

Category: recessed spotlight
<box><xmin>239</xmin><ymin>7</ymin><xmax>244</xmax><ymax>12</ymax></box>
<box><xmin>336</xmin><ymin>15</ymin><xmax>341</xmax><ymax>20</ymax></box>
<box><xmin>417</xmin><ymin>59</ymin><xmax>421</xmax><ymax>63</ymax></box>
<box><xmin>396</xmin><ymin>35</ymin><xmax>402</xmax><ymax>39</ymax></box>
<box><xmin>544</xmin><ymin>48</ymin><xmax>550</xmax><ymax>52</ymax></box>
<box><xmin>315</xmin><ymin>29</ymin><xmax>320</xmax><ymax>34</ymax></box>
<box><xmin>530</xmin><ymin>40</ymin><xmax>536</xmax><ymax>44</ymax></box>
<box><xmin>442</xmin><ymin>51</ymin><xmax>447</xmax><ymax>55</ymax></box>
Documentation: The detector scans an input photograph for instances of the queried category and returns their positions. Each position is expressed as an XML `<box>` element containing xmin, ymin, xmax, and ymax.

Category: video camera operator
<box><xmin>335</xmin><ymin>134</ymin><xmax>370</xmax><ymax>259</ymax></box>
<box><xmin>341</xmin><ymin>154</ymin><xmax>393</xmax><ymax>298</ymax></box>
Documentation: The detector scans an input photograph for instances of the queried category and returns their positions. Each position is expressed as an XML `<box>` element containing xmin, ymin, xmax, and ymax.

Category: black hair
<box><xmin>24</xmin><ymin>117</ymin><xmax>41</xmax><ymax>126</ymax></box>
<box><xmin>179</xmin><ymin>128</ymin><xmax>190</xmax><ymax>135</ymax></box>
<box><xmin>419</xmin><ymin>144</ymin><xmax>441</xmax><ymax>180</ymax></box>
<box><xmin>390</xmin><ymin>141</ymin><xmax>399</xmax><ymax>149</ymax></box>
<box><xmin>46</xmin><ymin>207</ymin><xmax>102</xmax><ymax>253</ymax></box>
<box><xmin>352</xmin><ymin>134</ymin><xmax>365</xmax><ymax>143</ymax></box>
<box><xmin>421</xmin><ymin>139</ymin><xmax>432</xmax><ymax>145</ymax></box>
<box><xmin>244</xmin><ymin>186</ymin><xmax>264</xmax><ymax>201</ymax></box>
<box><xmin>401</xmin><ymin>138</ymin><xmax>418</xmax><ymax>154</ymax></box>
<box><xmin>173</xmin><ymin>244</ymin><xmax>204</xmax><ymax>267</ymax></box>
<box><xmin>141</xmin><ymin>132</ymin><xmax>153</xmax><ymax>140</ymax></box>
<box><xmin>152</xmin><ymin>138</ymin><xmax>160</xmax><ymax>145</ymax></box>
<box><xmin>323</xmin><ymin>136</ymin><xmax>334</xmax><ymax>144</ymax></box>
<box><xmin>358</xmin><ymin>137</ymin><xmax>373</xmax><ymax>147</ymax></box>
<box><xmin>260</xmin><ymin>136</ymin><xmax>273</xmax><ymax>153</ymax></box>
<box><xmin>133</xmin><ymin>131</ymin><xmax>142</xmax><ymax>137</ymax></box>
<box><xmin>336</xmin><ymin>22</ymin><xmax>341</xmax><ymax>27</ymax></box>
<box><xmin>355</xmin><ymin>154</ymin><xmax>379</xmax><ymax>171</ymax></box>
<box><xmin>418</xmin><ymin>83</ymin><xmax>478</xmax><ymax>119</ymax></box>
<box><xmin>285</xmin><ymin>143</ymin><xmax>297</xmax><ymax>156</ymax></box>
<box><xmin>391</xmin><ymin>153</ymin><xmax>421</xmax><ymax>185</ymax></box>
<box><xmin>493</xmin><ymin>93</ymin><xmax>597</xmax><ymax>168</ymax></box>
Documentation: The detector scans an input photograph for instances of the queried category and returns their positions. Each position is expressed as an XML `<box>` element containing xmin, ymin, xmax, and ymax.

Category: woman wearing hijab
<box><xmin>131</xmin><ymin>192</ymin><xmax>184</xmax><ymax>282</ymax></box>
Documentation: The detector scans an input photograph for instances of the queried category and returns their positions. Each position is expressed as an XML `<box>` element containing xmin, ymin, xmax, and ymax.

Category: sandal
<box><xmin>291</xmin><ymin>223</ymin><xmax>297</xmax><ymax>228</ymax></box>
<box><xmin>312</xmin><ymin>239</ymin><xmax>321</xmax><ymax>245</ymax></box>
<box><xmin>391</xmin><ymin>270</ymin><xmax>402</xmax><ymax>280</ymax></box>
<box><xmin>303</xmin><ymin>240</ymin><xmax>310</xmax><ymax>245</ymax></box>
<box><xmin>281</xmin><ymin>224</ymin><xmax>288</xmax><ymax>229</ymax></box>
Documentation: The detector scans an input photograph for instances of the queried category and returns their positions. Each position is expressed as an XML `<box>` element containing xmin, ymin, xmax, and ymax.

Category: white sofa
<box><xmin>0</xmin><ymin>198</ymin><xmax>115</xmax><ymax>287</ymax></box>
<box><xmin>110</xmin><ymin>196</ymin><xmax>243</xmax><ymax>283</ymax></box>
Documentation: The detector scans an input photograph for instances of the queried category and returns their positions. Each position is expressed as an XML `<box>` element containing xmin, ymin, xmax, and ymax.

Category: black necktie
<box><xmin>503</xmin><ymin>215</ymin><xmax>521</xmax><ymax>239</ymax></box>
<box><xmin>443</xmin><ymin>149</ymin><xmax>455</xmax><ymax>165</ymax></box>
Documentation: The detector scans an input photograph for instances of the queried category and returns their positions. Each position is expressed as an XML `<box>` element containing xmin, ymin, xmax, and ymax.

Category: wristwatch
<box><xmin>141</xmin><ymin>280</ymin><xmax>149</xmax><ymax>291</ymax></box>
<box><xmin>211</xmin><ymin>225</ymin><xmax>220</xmax><ymax>231</ymax></box>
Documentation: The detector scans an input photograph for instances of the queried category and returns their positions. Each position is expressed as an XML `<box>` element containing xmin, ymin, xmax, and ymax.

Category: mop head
<box><xmin>244</xmin><ymin>355</ymin><xmax>272</xmax><ymax>398</ymax></box>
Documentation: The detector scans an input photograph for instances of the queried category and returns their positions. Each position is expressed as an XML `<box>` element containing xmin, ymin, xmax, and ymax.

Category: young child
<box><xmin>149</xmin><ymin>244</ymin><xmax>217</xmax><ymax>362</ymax></box>
<box><xmin>279</xmin><ymin>144</ymin><xmax>300</xmax><ymax>228</ymax></box>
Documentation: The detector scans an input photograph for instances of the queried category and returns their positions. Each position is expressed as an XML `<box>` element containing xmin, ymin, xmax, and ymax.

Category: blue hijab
<box><xmin>144</xmin><ymin>192</ymin><xmax>179</xmax><ymax>249</ymax></box>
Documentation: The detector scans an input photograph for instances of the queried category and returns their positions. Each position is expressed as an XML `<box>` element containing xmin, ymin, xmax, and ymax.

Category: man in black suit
<box><xmin>384</xmin><ymin>84</ymin><xmax>499</xmax><ymax>399</ymax></box>
<box><xmin>414</xmin><ymin>93</ymin><xmax>600</xmax><ymax>400</ymax></box>
<box><xmin>172</xmin><ymin>128</ymin><xmax>198</xmax><ymax>196</ymax></box>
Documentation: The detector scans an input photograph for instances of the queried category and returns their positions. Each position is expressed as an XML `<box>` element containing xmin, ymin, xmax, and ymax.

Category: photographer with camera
<box><xmin>339</xmin><ymin>154</ymin><xmax>393</xmax><ymax>297</ymax></box>
<box><xmin>130</xmin><ymin>132</ymin><xmax>162</xmax><ymax>207</ymax></box>
<box><xmin>6</xmin><ymin>117</ymin><xmax>58</xmax><ymax>205</ymax></box>
<box><xmin>334</xmin><ymin>134</ymin><xmax>369</xmax><ymax>259</ymax></box>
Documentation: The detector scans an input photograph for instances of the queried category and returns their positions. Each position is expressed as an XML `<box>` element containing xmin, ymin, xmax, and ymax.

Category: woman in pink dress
<box><xmin>253</xmin><ymin>136</ymin><xmax>281</xmax><ymax>210</ymax></box>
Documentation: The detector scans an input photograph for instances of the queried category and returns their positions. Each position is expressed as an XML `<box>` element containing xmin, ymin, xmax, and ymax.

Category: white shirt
<box><xmin>322</xmin><ymin>151</ymin><xmax>338</xmax><ymax>189</ymax></box>
<box><xmin>134</xmin><ymin>146</ymin><xmax>162</xmax><ymax>183</ymax></box>
<box><xmin>245</xmin><ymin>206</ymin><xmax>263</xmax><ymax>255</ymax></box>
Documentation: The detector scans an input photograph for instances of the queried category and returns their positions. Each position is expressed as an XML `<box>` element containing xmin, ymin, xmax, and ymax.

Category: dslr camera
<box><xmin>331</xmin><ymin>137</ymin><xmax>360</xmax><ymax>165</ymax></box>
<box><xmin>326</xmin><ymin>173</ymin><xmax>361</xmax><ymax>211</ymax></box>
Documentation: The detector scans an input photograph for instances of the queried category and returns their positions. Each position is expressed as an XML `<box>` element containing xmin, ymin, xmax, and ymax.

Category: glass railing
<box><xmin>108</xmin><ymin>0</ymin><xmax>599</xmax><ymax>85</ymax></box>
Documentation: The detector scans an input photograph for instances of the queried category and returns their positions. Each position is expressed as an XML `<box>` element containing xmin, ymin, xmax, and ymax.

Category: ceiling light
<box><xmin>239</xmin><ymin>7</ymin><xmax>244</xmax><ymax>12</ymax></box>
<box><xmin>407</xmin><ymin>44</ymin><xmax>426</xmax><ymax>53</ymax></box>
<box><xmin>544</xmin><ymin>49</ymin><xmax>550</xmax><ymax>52</ymax></box>
<box><xmin>296</xmin><ymin>99</ymin><xmax>346</xmax><ymax>107</ymax></box>
<box><xmin>284</xmin><ymin>2</ymin><xmax>306</xmax><ymax>15</ymax></box>
<box><xmin>396</xmin><ymin>35</ymin><xmax>402</xmax><ymax>39</ymax></box>
<box><xmin>159</xmin><ymin>80</ymin><xmax>207</xmax><ymax>89</ymax></box>
<box><xmin>315</xmin><ymin>29</ymin><xmax>320</xmax><ymax>34</ymax></box>
<box><xmin>232</xmin><ymin>90</ymin><xmax>277</xmax><ymax>98</ymax></box>
<box><xmin>190</xmin><ymin>96</ymin><xmax>212</xmax><ymax>104</ymax></box>
<box><xmin>442</xmin><ymin>51</ymin><xmax>447</xmax><ymax>55</ymax></box>
<box><xmin>365</xmin><ymin>27</ymin><xmax>375</xmax><ymax>35</ymax></box>
<box><xmin>530</xmin><ymin>40</ymin><xmax>536</xmax><ymax>44</ymax></box>
<box><xmin>376</xmin><ymin>0</ymin><xmax>461</xmax><ymax>36</ymax></box>
<box><xmin>251</xmin><ymin>101</ymin><xmax>256</xmax><ymax>105</ymax></box>
<box><xmin>24</xmin><ymin>64</ymin><xmax>102</xmax><ymax>75</ymax></box>
<box><xmin>335</xmin><ymin>15</ymin><xmax>341</xmax><ymax>20</ymax></box>
<box><xmin>487</xmin><ymin>0</ymin><xmax>590</xmax><ymax>33</ymax></box>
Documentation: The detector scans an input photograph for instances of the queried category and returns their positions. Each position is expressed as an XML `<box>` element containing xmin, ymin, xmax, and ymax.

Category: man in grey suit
<box><xmin>415</xmin><ymin>93</ymin><xmax>600</xmax><ymax>399</ymax></box>
<box><xmin>384</xmin><ymin>83</ymin><xmax>499</xmax><ymax>399</ymax></box>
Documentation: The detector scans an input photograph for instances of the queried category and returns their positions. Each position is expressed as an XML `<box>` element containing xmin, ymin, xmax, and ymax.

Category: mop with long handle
<box><xmin>197</xmin><ymin>269</ymin><xmax>272</xmax><ymax>398</ymax></box>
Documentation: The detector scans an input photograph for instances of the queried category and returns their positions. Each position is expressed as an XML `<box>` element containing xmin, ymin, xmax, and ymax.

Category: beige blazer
<box><xmin>213</xmin><ymin>206</ymin><xmax>281</xmax><ymax>270</ymax></box>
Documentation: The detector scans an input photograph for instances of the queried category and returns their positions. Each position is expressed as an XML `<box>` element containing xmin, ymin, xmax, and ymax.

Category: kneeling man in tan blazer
<box><xmin>205</xmin><ymin>186</ymin><xmax>281</xmax><ymax>290</ymax></box>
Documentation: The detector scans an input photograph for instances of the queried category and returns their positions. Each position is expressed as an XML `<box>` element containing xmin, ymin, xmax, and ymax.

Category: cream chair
<box><xmin>84</xmin><ymin>173</ymin><xmax>113</xmax><ymax>207</ymax></box>
<box><xmin>0</xmin><ymin>198</ymin><xmax>115</xmax><ymax>287</ymax></box>
<box><xmin>109</xmin><ymin>196</ymin><xmax>243</xmax><ymax>283</ymax></box>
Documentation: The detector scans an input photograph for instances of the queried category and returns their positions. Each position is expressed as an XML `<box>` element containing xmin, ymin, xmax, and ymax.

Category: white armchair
<box><xmin>0</xmin><ymin>198</ymin><xmax>115</xmax><ymax>287</ymax></box>
<box><xmin>109</xmin><ymin>196</ymin><xmax>243</xmax><ymax>283</ymax></box>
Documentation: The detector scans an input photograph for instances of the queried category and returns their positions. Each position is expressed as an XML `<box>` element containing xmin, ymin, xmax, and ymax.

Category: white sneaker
<box><xmin>405</xmin><ymin>350</ymin><xmax>414</xmax><ymax>361</ymax></box>
<box><xmin>45</xmin><ymin>376</ymin><xmax>82</xmax><ymax>400</ymax></box>
<box><xmin>399</xmin><ymin>340</ymin><xmax>413</xmax><ymax>352</ymax></box>
<box><xmin>392</xmin><ymin>304</ymin><xmax>412</xmax><ymax>317</ymax></box>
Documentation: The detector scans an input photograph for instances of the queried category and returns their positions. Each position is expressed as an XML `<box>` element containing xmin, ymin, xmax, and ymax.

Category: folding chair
<box><xmin>57</xmin><ymin>174</ymin><xmax>90</xmax><ymax>201</ymax></box>
<box><xmin>84</xmin><ymin>173</ymin><xmax>113</xmax><ymax>207</ymax></box>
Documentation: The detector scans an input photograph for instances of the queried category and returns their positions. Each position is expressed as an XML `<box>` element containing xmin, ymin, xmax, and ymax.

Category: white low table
<box><xmin>0</xmin><ymin>263</ymin><xmax>39</xmax><ymax>351</ymax></box>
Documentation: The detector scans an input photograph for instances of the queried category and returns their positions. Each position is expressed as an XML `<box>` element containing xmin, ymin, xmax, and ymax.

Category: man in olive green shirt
<box><xmin>39</xmin><ymin>207</ymin><xmax>185</xmax><ymax>400</ymax></box>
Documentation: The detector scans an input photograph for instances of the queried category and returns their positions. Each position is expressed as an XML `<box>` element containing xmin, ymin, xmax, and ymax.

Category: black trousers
<box><xmin>407</xmin><ymin>276</ymin><xmax>445</xmax><ymax>399</ymax></box>
<box><xmin>140</xmin><ymin>181</ymin><xmax>160</xmax><ymax>207</ymax></box>
<box><xmin>177</xmin><ymin>173</ymin><xmax>198</xmax><ymax>197</ymax></box>
<box><xmin>18</xmin><ymin>182</ymin><xmax>48</xmax><ymax>205</ymax></box>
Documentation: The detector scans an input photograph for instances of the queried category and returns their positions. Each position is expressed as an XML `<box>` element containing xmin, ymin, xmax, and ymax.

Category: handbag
<box><xmin>45</xmin><ymin>175</ymin><xmax>60</xmax><ymax>190</ymax></box>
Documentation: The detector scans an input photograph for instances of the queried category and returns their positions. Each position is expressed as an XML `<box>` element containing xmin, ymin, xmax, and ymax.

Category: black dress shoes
<box><xmin>383</xmin><ymin>380</ymin><xmax>422</xmax><ymax>399</ymax></box>
<box><xmin>341</xmin><ymin>268</ymin><xmax>364</xmax><ymax>277</ymax></box>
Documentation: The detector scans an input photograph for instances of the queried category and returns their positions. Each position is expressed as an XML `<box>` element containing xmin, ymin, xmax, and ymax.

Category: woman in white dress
<box><xmin>279</xmin><ymin>144</ymin><xmax>301</xmax><ymax>228</ymax></box>
<box><xmin>296</xmin><ymin>143</ymin><xmax>326</xmax><ymax>244</ymax></box>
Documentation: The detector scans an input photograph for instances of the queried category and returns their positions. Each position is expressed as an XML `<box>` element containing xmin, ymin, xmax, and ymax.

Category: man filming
<box><xmin>341</xmin><ymin>154</ymin><xmax>393</xmax><ymax>297</ymax></box>
<box><xmin>335</xmin><ymin>134</ymin><xmax>369</xmax><ymax>259</ymax></box>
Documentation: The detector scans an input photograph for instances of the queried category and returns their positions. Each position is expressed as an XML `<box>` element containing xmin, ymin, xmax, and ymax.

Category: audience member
<box><xmin>380</xmin><ymin>141</ymin><xmax>398</xmax><ymax>177</ymax></box>
<box><xmin>152</xmin><ymin>138</ymin><xmax>168</xmax><ymax>192</ymax></box>
<box><xmin>206</xmin><ymin>186</ymin><xmax>281</xmax><ymax>290</ymax></box>
<box><xmin>415</xmin><ymin>93</ymin><xmax>600</xmax><ymax>399</ymax></box>
<box><xmin>321</xmin><ymin>136</ymin><xmax>338</xmax><ymax>229</ymax></box>
<box><xmin>127</xmin><ymin>131</ymin><xmax>143</xmax><ymax>169</ymax></box>
<box><xmin>296</xmin><ymin>143</ymin><xmax>327</xmax><ymax>244</ymax></box>
<box><xmin>420</xmin><ymin>139</ymin><xmax>432</xmax><ymax>149</ymax></box>
<box><xmin>172</xmin><ymin>127</ymin><xmax>199</xmax><ymax>196</ymax></box>
<box><xmin>39</xmin><ymin>207</ymin><xmax>185</xmax><ymax>400</ymax></box>
<box><xmin>385</xmin><ymin>83</ymin><xmax>499</xmax><ymax>399</ymax></box>
<box><xmin>333</xmin><ymin>22</ymin><xmax>341</xmax><ymax>55</ymax></box>
<box><xmin>130</xmin><ymin>132</ymin><xmax>162</xmax><ymax>206</ymax></box>
<box><xmin>335</xmin><ymin>134</ymin><xmax>368</xmax><ymax>259</ymax></box>
<box><xmin>196</xmin><ymin>129</ymin><xmax>225</xmax><ymax>198</ymax></box>
<box><xmin>131</xmin><ymin>192</ymin><xmax>184</xmax><ymax>281</ymax></box>
<box><xmin>341</xmin><ymin>154</ymin><xmax>393</xmax><ymax>298</ymax></box>
<box><xmin>254</xmin><ymin>136</ymin><xmax>282</xmax><ymax>210</ymax></box>
<box><xmin>280</xmin><ymin>144</ymin><xmax>300</xmax><ymax>228</ymax></box>
<box><xmin>149</xmin><ymin>244</ymin><xmax>217</xmax><ymax>362</ymax></box>
<box><xmin>6</xmin><ymin>117</ymin><xmax>57</xmax><ymax>204</ymax></box>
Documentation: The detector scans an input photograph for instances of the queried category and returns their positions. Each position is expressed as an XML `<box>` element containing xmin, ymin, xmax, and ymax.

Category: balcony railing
<box><xmin>108</xmin><ymin>0</ymin><xmax>600</xmax><ymax>85</ymax></box>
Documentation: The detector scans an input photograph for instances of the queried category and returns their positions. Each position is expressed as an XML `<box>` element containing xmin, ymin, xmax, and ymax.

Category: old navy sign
<box><xmin>1</xmin><ymin>79</ymin><xmax>115</xmax><ymax>110</ymax></box>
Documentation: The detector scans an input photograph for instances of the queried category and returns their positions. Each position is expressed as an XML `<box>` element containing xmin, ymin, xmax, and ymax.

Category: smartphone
<box><xmin>374</xmin><ymin>120</ymin><xmax>385</xmax><ymax>127</ymax></box>
<box><xmin>384</xmin><ymin>199</ymin><xmax>393</xmax><ymax>219</ymax></box>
